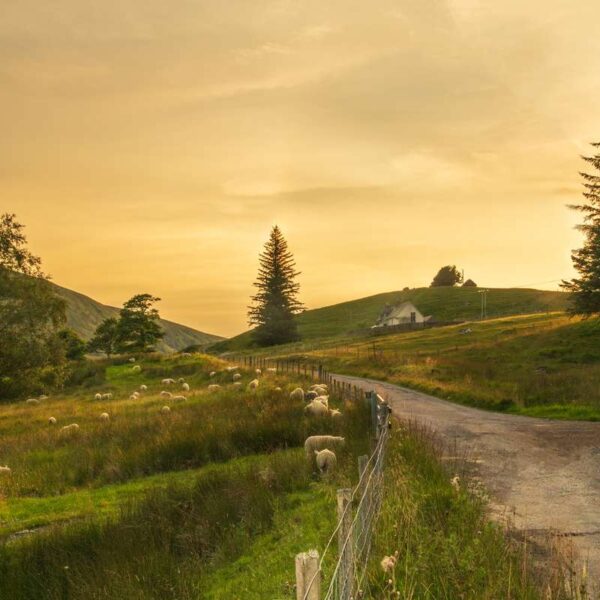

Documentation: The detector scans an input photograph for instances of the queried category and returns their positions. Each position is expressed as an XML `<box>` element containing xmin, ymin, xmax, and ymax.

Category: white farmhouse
<box><xmin>374</xmin><ymin>301</ymin><xmax>430</xmax><ymax>327</ymax></box>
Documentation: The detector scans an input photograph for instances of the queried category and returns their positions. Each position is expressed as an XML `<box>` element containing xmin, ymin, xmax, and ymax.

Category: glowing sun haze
<box><xmin>3</xmin><ymin>0</ymin><xmax>599</xmax><ymax>336</ymax></box>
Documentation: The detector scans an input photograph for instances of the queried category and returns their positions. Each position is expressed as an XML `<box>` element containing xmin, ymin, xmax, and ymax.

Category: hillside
<box><xmin>212</xmin><ymin>286</ymin><xmax>569</xmax><ymax>352</ymax></box>
<box><xmin>51</xmin><ymin>283</ymin><xmax>223</xmax><ymax>353</ymax></box>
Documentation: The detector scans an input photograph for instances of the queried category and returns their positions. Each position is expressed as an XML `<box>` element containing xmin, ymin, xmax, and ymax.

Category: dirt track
<box><xmin>334</xmin><ymin>374</ymin><xmax>600</xmax><ymax>586</ymax></box>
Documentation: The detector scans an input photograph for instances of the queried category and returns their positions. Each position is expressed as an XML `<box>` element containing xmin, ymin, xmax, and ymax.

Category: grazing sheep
<box><xmin>208</xmin><ymin>384</ymin><xmax>221</xmax><ymax>392</ymax></box>
<box><xmin>160</xmin><ymin>391</ymin><xmax>172</xmax><ymax>399</ymax></box>
<box><xmin>266</xmin><ymin>367</ymin><xmax>277</xmax><ymax>373</ymax></box>
<box><xmin>0</xmin><ymin>466</ymin><xmax>11</xmax><ymax>475</ymax></box>
<box><xmin>182</xmin><ymin>382</ymin><xmax>190</xmax><ymax>392</ymax></box>
<box><xmin>160</xmin><ymin>405</ymin><xmax>171</xmax><ymax>414</ymax></box>
<box><xmin>290</xmin><ymin>388</ymin><xmax>304</xmax><ymax>402</ymax></box>
<box><xmin>178</xmin><ymin>378</ymin><xmax>185</xmax><ymax>384</ymax></box>
<box><xmin>232</xmin><ymin>373</ymin><xmax>242</xmax><ymax>382</ymax></box>
<box><xmin>129</xmin><ymin>393</ymin><xmax>139</xmax><ymax>400</ymax></box>
<box><xmin>274</xmin><ymin>386</ymin><xmax>282</xmax><ymax>392</ymax></box>
<box><xmin>60</xmin><ymin>423</ymin><xmax>80</xmax><ymax>434</ymax></box>
<box><xmin>129</xmin><ymin>357</ymin><xmax>136</xmax><ymax>363</ymax></box>
<box><xmin>232</xmin><ymin>382</ymin><xmax>242</xmax><ymax>390</ymax></box>
<box><xmin>310</xmin><ymin>383</ymin><xmax>328</xmax><ymax>391</ymax></box>
<box><xmin>171</xmin><ymin>395</ymin><xmax>186</xmax><ymax>402</ymax></box>
<box><xmin>209</xmin><ymin>371</ymin><xmax>216</xmax><ymax>378</ymax></box>
<box><xmin>311</xmin><ymin>385</ymin><xmax>327</xmax><ymax>396</ymax></box>
<box><xmin>102</xmin><ymin>393</ymin><xmax>113</xmax><ymax>401</ymax></box>
<box><xmin>314</xmin><ymin>449</ymin><xmax>337</xmax><ymax>474</ymax></box>
<box><xmin>131</xmin><ymin>365</ymin><xmax>141</xmax><ymax>373</ymax></box>
<box><xmin>181</xmin><ymin>352</ymin><xmax>192</xmax><ymax>357</ymax></box>
<box><xmin>161</xmin><ymin>378</ymin><xmax>175</xmax><ymax>385</ymax></box>
<box><xmin>99</xmin><ymin>412</ymin><xmax>110</xmax><ymax>422</ymax></box>
<box><xmin>139</xmin><ymin>385</ymin><xmax>147</xmax><ymax>392</ymax></box>
<box><xmin>225</xmin><ymin>366</ymin><xmax>238</xmax><ymax>372</ymax></box>
<box><xmin>25</xmin><ymin>398</ymin><xmax>39</xmax><ymax>405</ymax></box>
<box><xmin>248</xmin><ymin>379</ymin><xmax>259</xmax><ymax>390</ymax></box>
<box><xmin>39</xmin><ymin>395</ymin><xmax>49</xmax><ymax>400</ymax></box>
<box><xmin>315</xmin><ymin>395</ymin><xmax>329</xmax><ymax>408</ymax></box>
<box><xmin>48</xmin><ymin>417</ymin><xmax>57</xmax><ymax>425</ymax></box>
<box><xmin>304</xmin><ymin>400</ymin><xmax>329</xmax><ymax>417</ymax></box>
<box><xmin>304</xmin><ymin>435</ymin><xmax>345</xmax><ymax>457</ymax></box>
<box><xmin>305</xmin><ymin>390</ymin><xmax>318</xmax><ymax>401</ymax></box>
<box><xmin>329</xmin><ymin>409</ymin><xmax>342</xmax><ymax>419</ymax></box>
<box><xmin>94</xmin><ymin>393</ymin><xmax>102</xmax><ymax>401</ymax></box>
<box><xmin>255</xmin><ymin>368</ymin><xmax>262</xmax><ymax>376</ymax></box>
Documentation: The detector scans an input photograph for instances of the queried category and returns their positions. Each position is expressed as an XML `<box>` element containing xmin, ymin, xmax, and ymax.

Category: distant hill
<box><xmin>211</xmin><ymin>286</ymin><xmax>569</xmax><ymax>352</ymax></box>
<box><xmin>50</xmin><ymin>283</ymin><xmax>223</xmax><ymax>353</ymax></box>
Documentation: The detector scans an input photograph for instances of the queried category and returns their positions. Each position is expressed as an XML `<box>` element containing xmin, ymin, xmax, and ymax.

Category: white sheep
<box><xmin>304</xmin><ymin>435</ymin><xmax>345</xmax><ymax>457</ymax></box>
<box><xmin>139</xmin><ymin>385</ymin><xmax>147</xmax><ymax>392</ymax></box>
<box><xmin>60</xmin><ymin>423</ymin><xmax>80</xmax><ymax>434</ymax></box>
<box><xmin>128</xmin><ymin>357</ymin><xmax>136</xmax><ymax>363</ymax></box>
<box><xmin>102</xmin><ymin>393</ymin><xmax>113</xmax><ymax>401</ymax></box>
<box><xmin>329</xmin><ymin>409</ymin><xmax>342</xmax><ymax>419</ymax></box>
<box><xmin>232</xmin><ymin>373</ymin><xmax>242</xmax><ymax>382</ymax></box>
<box><xmin>274</xmin><ymin>386</ymin><xmax>282</xmax><ymax>392</ymax></box>
<box><xmin>160</xmin><ymin>391</ymin><xmax>172</xmax><ymax>399</ymax></box>
<box><xmin>248</xmin><ymin>379</ymin><xmax>259</xmax><ymax>390</ymax></box>
<box><xmin>304</xmin><ymin>400</ymin><xmax>329</xmax><ymax>417</ymax></box>
<box><xmin>315</xmin><ymin>395</ymin><xmax>329</xmax><ymax>408</ymax></box>
<box><xmin>131</xmin><ymin>365</ymin><xmax>141</xmax><ymax>373</ymax></box>
<box><xmin>209</xmin><ymin>371</ymin><xmax>216</xmax><ymax>378</ymax></box>
<box><xmin>266</xmin><ymin>367</ymin><xmax>277</xmax><ymax>373</ymax></box>
<box><xmin>129</xmin><ymin>393</ymin><xmax>139</xmax><ymax>400</ymax></box>
<box><xmin>178</xmin><ymin>378</ymin><xmax>185</xmax><ymax>384</ymax></box>
<box><xmin>255</xmin><ymin>368</ymin><xmax>262</xmax><ymax>376</ymax></box>
<box><xmin>94</xmin><ymin>393</ymin><xmax>102</xmax><ymax>401</ymax></box>
<box><xmin>290</xmin><ymin>388</ymin><xmax>304</xmax><ymax>402</ymax></box>
<box><xmin>0</xmin><ymin>466</ymin><xmax>11</xmax><ymax>475</ymax></box>
<box><xmin>48</xmin><ymin>417</ymin><xmax>57</xmax><ymax>425</ymax></box>
<box><xmin>314</xmin><ymin>449</ymin><xmax>337</xmax><ymax>474</ymax></box>
<box><xmin>225</xmin><ymin>366</ymin><xmax>238</xmax><ymax>372</ymax></box>
<box><xmin>25</xmin><ymin>398</ymin><xmax>39</xmax><ymax>405</ymax></box>
<box><xmin>171</xmin><ymin>395</ymin><xmax>186</xmax><ymax>402</ymax></box>
<box><xmin>160</xmin><ymin>405</ymin><xmax>171</xmax><ymax>414</ymax></box>
<box><xmin>182</xmin><ymin>382</ymin><xmax>190</xmax><ymax>392</ymax></box>
<box><xmin>99</xmin><ymin>412</ymin><xmax>110</xmax><ymax>422</ymax></box>
<box><xmin>305</xmin><ymin>390</ymin><xmax>318</xmax><ymax>401</ymax></box>
<box><xmin>39</xmin><ymin>395</ymin><xmax>48</xmax><ymax>400</ymax></box>
<box><xmin>208</xmin><ymin>384</ymin><xmax>221</xmax><ymax>392</ymax></box>
<box><xmin>161</xmin><ymin>378</ymin><xmax>175</xmax><ymax>385</ymax></box>
<box><xmin>181</xmin><ymin>352</ymin><xmax>192</xmax><ymax>357</ymax></box>
<box><xmin>311</xmin><ymin>385</ymin><xmax>327</xmax><ymax>396</ymax></box>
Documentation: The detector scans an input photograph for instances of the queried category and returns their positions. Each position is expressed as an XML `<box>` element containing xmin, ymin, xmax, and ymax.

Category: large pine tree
<box><xmin>562</xmin><ymin>143</ymin><xmax>600</xmax><ymax>315</ymax></box>
<box><xmin>248</xmin><ymin>226</ymin><xmax>304</xmax><ymax>346</ymax></box>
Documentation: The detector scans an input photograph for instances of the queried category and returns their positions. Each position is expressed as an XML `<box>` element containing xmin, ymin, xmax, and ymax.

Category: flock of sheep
<box><xmin>3</xmin><ymin>361</ymin><xmax>345</xmax><ymax>477</ymax></box>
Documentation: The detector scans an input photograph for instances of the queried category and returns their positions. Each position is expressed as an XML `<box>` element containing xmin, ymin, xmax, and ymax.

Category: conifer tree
<box><xmin>248</xmin><ymin>226</ymin><xmax>304</xmax><ymax>346</ymax></box>
<box><xmin>562</xmin><ymin>143</ymin><xmax>600</xmax><ymax>315</ymax></box>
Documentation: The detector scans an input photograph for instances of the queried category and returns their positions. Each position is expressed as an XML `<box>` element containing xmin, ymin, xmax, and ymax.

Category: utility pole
<box><xmin>478</xmin><ymin>289</ymin><xmax>489</xmax><ymax>319</ymax></box>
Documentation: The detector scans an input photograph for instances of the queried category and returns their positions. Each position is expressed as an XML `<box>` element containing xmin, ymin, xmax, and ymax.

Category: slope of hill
<box><xmin>212</xmin><ymin>286</ymin><xmax>568</xmax><ymax>352</ymax></box>
<box><xmin>51</xmin><ymin>283</ymin><xmax>223</xmax><ymax>353</ymax></box>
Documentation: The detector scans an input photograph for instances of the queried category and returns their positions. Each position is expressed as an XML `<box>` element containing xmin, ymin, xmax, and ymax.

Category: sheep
<box><xmin>178</xmin><ymin>378</ymin><xmax>185</xmax><ymax>384</ymax></box>
<box><xmin>290</xmin><ymin>388</ymin><xmax>304</xmax><ymax>402</ymax></box>
<box><xmin>305</xmin><ymin>390</ymin><xmax>318</xmax><ymax>401</ymax></box>
<box><xmin>94</xmin><ymin>393</ymin><xmax>102</xmax><ymax>401</ymax></box>
<box><xmin>248</xmin><ymin>379</ymin><xmax>259</xmax><ymax>390</ymax></box>
<box><xmin>160</xmin><ymin>391</ymin><xmax>172</xmax><ymax>399</ymax></box>
<box><xmin>48</xmin><ymin>416</ymin><xmax>57</xmax><ymax>425</ymax></box>
<box><xmin>304</xmin><ymin>400</ymin><xmax>329</xmax><ymax>417</ymax></box>
<box><xmin>182</xmin><ymin>382</ymin><xmax>190</xmax><ymax>392</ymax></box>
<box><xmin>310</xmin><ymin>383</ymin><xmax>328</xmax><ymax>391</ymax></box>
<box><xmin>160</xmin><ymin>405</ymin><xmax>171</xmax><ymax>414</ymax></box>
<box><xmin>314</xmin><ymin>449</ymin><xmax>337</xmax><ymax>474</ymax></box>
<box><xmin>129</xmin><ymin>393</ymin><xmax>139</xmax><ymax>400</ymax></box>
<box><xmin>131</xmin><ymin>365</ymin><xmax>141</xmax><ymax>373</ymax></box>
<box><xmin>209</xmin><ymin>371</ymin><xmax>216</xmax><ymax>378</ymax></box>
<box><xmin>129</xmin><ymin>357</ymin><xmax>136</xmax><ymax>363</ymax></box>
<box><xmin>25</xmin><ymin>398</ymin><xmax>39</xmax><ymax>405</ymax></box>
<box><xmin>315</xmin><ymin>395</ymin><xmax>329</xmax><ymax>408</ymax></box>
<box><xmin>102</xmin><ymin>393</ymin><xmax>113</xmax><ymax>401</ymax></box>
<box><xmin>274</xmin><ymin>386</ymin><xmax>282</xmax><ymax>392</ymax></box>
<box><xmin>99</xmin><ymin>412</ymin><xmax>110</xmax><ymax>422</ymax></box>
<box><xmin>232</xmin><ymin>373</ymin><xmax>242</xmax><ymax>382</ymax></box>
<box><xmin>329</xmin><ymin>409</ymin><xmax>342</xmax><ymax>419</ymax></box>
<box><xmin>161</xmin><ymin>378</ymin><xmax>175</xmax><ymax>385</ymax></box>
<box><xmin>139</xmin><ymin>385</ymin><xmax>147</xmax><ymax>392</ymax></box>
<box><xmin>208</xmin><ymin>384</ymin><xmax>221</xmax><ymax>392</ymax></box>
<box><xmin>255</xmin><ymin>368</ymin><xmax>262</xmax><ymax>376</ymax></box>
<box><xmin>311</xmin><ymin>385</ymin><xmax>327</xmax><ymax>396</ymax></box>
<box><xmin>266</xmin><ymin>367</ymin><xmax>277</xmax><ymax>373</ymax></box>
<box><xmin>0</xmin><ymin>466</ymin><xmax>11</xmax><ymax>475</ymax></box>
<box><xmin>181</xmin><ymin>352</ymin><xmax>192</xmax><ymax>357</ymax></box>
<box><xmin>225</xmin><ymin>366</ymin><xmax>238</xmax><ymax>372</ymax></box>
<box><xmin>171</xmin><ymin>395</ymin><xmax>187</xmax><ymax>402</ymax></box>
<box><xmin>39</xmin><ymin>395</ymin><xmax>49</xmax><ymax>400</ymax></box>
<box><xmin>304</xmin><ymin>435</ymin><xmax>345</xmax><ymax>457</ymax></box>
<box><xmin>60</xmin><ymin>423</ymin><xmax>80</xmax><ymax>434</ymax></box>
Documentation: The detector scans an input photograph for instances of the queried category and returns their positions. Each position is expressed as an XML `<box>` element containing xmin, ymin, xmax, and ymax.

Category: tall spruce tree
<box><xmin>562</xmin><ymin>143</ymin><xmax>600</xmax><ymax>315</ymax></box>
<box><xmin>248</xmin><ymin>226</ymin><xmax>304</xmax><ymax>346</ymax></box>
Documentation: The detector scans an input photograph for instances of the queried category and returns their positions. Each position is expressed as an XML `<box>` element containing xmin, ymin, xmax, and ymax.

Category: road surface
<box><xmin>334</xmin><ymin>373</ymin><xmax>600</xmax><ymax>586</ymax></box>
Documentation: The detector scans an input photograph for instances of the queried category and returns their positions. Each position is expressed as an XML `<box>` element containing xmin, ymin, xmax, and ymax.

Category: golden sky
<box><xmin>3</xmin><ymin>0</ymin><xmax>599</xmax><ymax>336</ymax></box>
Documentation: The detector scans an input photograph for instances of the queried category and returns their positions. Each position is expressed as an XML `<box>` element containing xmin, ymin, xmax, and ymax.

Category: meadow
<box><xmin>0</xmin><ymin>353</ymin><xmax>569</xmax><ymax>598</ymax></box>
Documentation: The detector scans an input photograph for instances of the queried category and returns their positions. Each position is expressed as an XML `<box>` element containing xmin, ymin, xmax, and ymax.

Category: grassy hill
<box><xmin>212</xmin><ymin>286</ymin><xmax>568</xmax><ymax>352</ymax></box>
<box><xmin>51</xmin><ymin>282</ymin><xmax>223</xmax><ymax>353</ymax></box>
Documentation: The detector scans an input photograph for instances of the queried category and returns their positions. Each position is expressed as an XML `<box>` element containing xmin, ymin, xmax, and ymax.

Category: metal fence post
<box><xmin>295</xmin><ymin>549</ymin><xmax>321</xmax><ymax>600</ymax></box>
<box><xmin>337</xmin><ymin>488</ymin><xmax>354</xmax><ymax>599</ymax></box>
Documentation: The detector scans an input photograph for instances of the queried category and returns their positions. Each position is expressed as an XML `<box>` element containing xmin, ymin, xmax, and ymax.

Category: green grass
<box><xmin>212</xmin><ymin>286</ymin><xmax>568</xmax><ymax>352</ymax></box>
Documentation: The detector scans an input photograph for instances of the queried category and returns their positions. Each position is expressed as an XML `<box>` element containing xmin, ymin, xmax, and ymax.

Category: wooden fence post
<box><xmin>295</xmin><ymin>549</ymin><xmax>321</xmax><ymax>600</ymax></box>
<box><xmin>357</xmin><ymin>455</ymin><xmax>369</xmax><ymax>560</ymax></box>
<box><xmin>337</xmin><ymin>488</ymin><xmax>354</xmax><ymax>599</ymax></box>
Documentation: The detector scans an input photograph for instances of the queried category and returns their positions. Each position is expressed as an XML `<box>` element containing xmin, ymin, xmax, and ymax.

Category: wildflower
<box><xmin>451</xmin><ymin>475</ymin><xmax>460</xmax><ymax>492</ymax></box>
<box><xmin>380</xmin><ymin>551</ymin><xmax>399</xmax><ymax>573</ymax></box>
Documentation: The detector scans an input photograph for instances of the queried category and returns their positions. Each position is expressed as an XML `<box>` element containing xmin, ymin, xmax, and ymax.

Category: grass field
<box><xmin>212</xmin><ymin>286</ymin><xmax>568</xmax><ymax>352</ymax></box>
<box><xmin>0</xmin><ymin>353</ymin><xmax>569</xmax><ymax>598</ymax></box>
<box><xmin>228</xmin><ymin>312</ymin><xmax>600</xmax><ymax>420</ymax></box>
